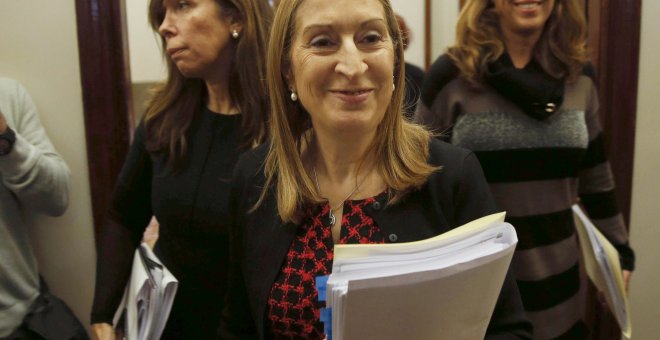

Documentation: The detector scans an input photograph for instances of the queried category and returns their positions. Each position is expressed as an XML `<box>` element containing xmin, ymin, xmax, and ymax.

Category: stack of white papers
<box><xmin>572</xmin><ymin>204</ymin><xmax>631</xmax><ymax>338</ymax></box>
<box><xmin>113</xmin><ymin>243</ymin><xmax>178</xmax><ymax>340</ymax></box>
<box><xmin>319</xmin><ymin>212</ymin><xmax>517</xmax><ymax>340</ymax></box>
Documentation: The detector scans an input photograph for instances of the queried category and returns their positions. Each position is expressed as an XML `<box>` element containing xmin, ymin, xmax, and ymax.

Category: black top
<box><xmin>219</xmin><ymin>139</ymin><xmax>533</xmax><ymax>340</ymax></box>
<box><xmin>91</xmin><ymin>107</ymin><xmax>243</xmax><ymax>338</ymax></box>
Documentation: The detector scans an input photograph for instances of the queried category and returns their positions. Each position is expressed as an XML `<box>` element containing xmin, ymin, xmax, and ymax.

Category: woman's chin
<box><xmin>327</xmin><ymin>120</ymin><xmax>378</xmax><ymax>135</ymax></box>
<box><xmin>175</xmin><ymin>64</ymin><xmax>205</xmax><ymax>79</ymax></box>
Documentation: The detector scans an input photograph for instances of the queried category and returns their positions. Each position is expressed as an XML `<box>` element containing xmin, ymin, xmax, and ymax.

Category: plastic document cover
<box><xmin>572</xmin><ymin>204</ymin><xmax>631</xmax><ymax>338</ymax></box>
<box><xmin>113</xmin><ymin>242</ymin><xmax>179</xmax><ymax>340</ymax></box>
<box><xmin>319</xmin><ymin>212</ymin><xmax>517</xmax><ymax>340</ymax></box>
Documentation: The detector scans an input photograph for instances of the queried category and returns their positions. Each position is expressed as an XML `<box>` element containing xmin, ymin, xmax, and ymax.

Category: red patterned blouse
<box><xmin>266</xmin><ymin>193</ymin><xmax>387</xmax><ymax>339</ymax></box>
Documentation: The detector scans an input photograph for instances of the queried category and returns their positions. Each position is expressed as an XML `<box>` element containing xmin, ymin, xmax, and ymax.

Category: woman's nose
<box><xmin>158</xmin><ymin>11</ymin><xmax>176</xmax><ymax>38</ymax></box>
<box><xmin>335</xmin><ymin>41</ymin><xmax>368</xmax><ymax>79</ymax></box>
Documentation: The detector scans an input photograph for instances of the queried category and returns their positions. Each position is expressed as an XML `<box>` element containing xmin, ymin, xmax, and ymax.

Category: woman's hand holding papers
<box><xmin>91</xmin><ymin>322</ymin><xmax>115</xmax><ymax>340</ymax></box>
<box><xmin>623</xmin><ymin>270</ymin><xmax>632</xmax><ymax>293</ymax></box>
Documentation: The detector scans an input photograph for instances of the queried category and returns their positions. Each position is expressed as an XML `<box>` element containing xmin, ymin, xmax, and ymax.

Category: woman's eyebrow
<box><xmin>301</xmin><ymin>18</ymin><xmax>386</xmax><ymax>36</ymax></box>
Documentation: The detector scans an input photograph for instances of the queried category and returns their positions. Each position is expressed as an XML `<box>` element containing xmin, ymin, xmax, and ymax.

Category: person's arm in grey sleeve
<box><xmin>0</xmin><ymin>79</ymin><xmax>70</xmax><ymax>216</ymax></box>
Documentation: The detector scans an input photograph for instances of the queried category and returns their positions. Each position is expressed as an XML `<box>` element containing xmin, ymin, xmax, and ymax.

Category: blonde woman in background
<box><xmin>416</xmin><ymin>0</ymin><xmax>634</xmax><ymax>338</ymax></box>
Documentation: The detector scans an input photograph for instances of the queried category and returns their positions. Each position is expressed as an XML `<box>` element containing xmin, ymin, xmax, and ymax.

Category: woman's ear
<box><xmin>283</xmin><ymin>64</ymin><xmax>295</xmax><ymax>91</ymax></box>
<box><xmin>226</xmin><ymin>8</ymin><xmax>244</xmax><ymax>35</ymax></box>
<box><xmin>230</xmin><ymin>19</ymin><xmax>244</xmax><ymax>37</ymax></box>
<box><xmin>231</xmin><ymin>24</ymin><xmax>244</xmax><ymax>37</ymax></box>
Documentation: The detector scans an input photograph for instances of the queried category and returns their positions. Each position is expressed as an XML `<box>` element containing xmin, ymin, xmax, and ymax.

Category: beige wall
<box><xmin>391</xmin><ymin>0</ymin><xmax>426</xmax><ymax>68</ymax></box>
<box><xmin>430</xmin><ymin>0</ymin><xmax>459</xmax><ymax>62</ymax></box>
<box><xmin>628</xmin><ymin>0</ymin><xmax>660</xmax><ymax>338</ymax></box>
<box><xmin>0</xmin><ymin>1</ymin><xmax>96</xmax><ymax>329</ymax></box>
<box><xmin>127</xmin><ymin>0</ymin><xmax>166</xmax><ymax>83</ymax></box>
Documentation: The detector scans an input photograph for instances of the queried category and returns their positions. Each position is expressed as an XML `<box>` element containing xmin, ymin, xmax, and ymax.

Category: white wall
<box><xmin>391</xmin><ymin>0</ymin><xmax>426</xmax><ymax>69</ymax></box>
<box><xmin>430</xmin><ymin>0</ymin><xmax>459</xmax><ymax>63</ymax></box>
<box><xmin>628</xmin><ymin>0</ymin><xmax>660</xmax><ymax>338</ymax></box>
<box><xmin>127</xmin><ymin>0</ymin><xmax>166</xmax><ymax>83</ymax></box>
<box><xmin>392</xmin><ymin>0</ymin><xmax>459</xmax><ymax>69</ymax></box>
<box><xmin>0</xmin><ymin>1</ymin><xmax>96</xmax><ymax>329</ymax></box>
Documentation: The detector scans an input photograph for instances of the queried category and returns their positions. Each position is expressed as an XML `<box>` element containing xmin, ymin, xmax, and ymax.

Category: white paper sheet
<box><xmin>572</xmin><ymin>204</ymin><xmax>631</xmax><ymax>338</ymax></box>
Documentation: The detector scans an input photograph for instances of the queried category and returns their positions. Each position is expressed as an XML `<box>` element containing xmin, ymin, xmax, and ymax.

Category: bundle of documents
<box><xmin>572</xmin><ymin>204</ymin><xmax>631</xmax><ymax>338</ymax></box>
<box><xmin>316</xmin><ymin>212</ymin><xmax>517</xmax><ymax>340</ymax></box>
<box><xmin>113</xmin><ymin>243</ymin><xmax>178</xmax><ymax>340</ymax></box>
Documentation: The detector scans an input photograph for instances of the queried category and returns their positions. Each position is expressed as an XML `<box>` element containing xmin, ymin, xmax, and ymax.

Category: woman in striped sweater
<box><xmin>415</xmin><ymin>0</ymin><xmax>634</xmax><ymax>338</ymax></box>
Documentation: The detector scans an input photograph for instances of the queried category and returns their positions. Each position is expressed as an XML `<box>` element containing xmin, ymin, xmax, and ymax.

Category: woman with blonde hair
<box><xmin>219</xmin><ymin>0</ymin><xmax>532</xmax><ymax>338</ymax></box>
<box><xmin>90</xmin><ymin>0</ymin><xmax>272</xmax><ymax>338</ymax></box>
<box><xmin>416</xmin><ymin>0</ymin><xmax>634</xmax><ymax>338</ymax></box>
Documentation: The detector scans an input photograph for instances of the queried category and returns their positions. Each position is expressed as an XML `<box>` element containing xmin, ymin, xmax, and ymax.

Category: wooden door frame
<box><xmin>75</xmin><ymin>0</ymin><xmax>133</xmax><ymax>239</ymax></box>
<box><xmin>587</xmin><ymin>0</ymin><xmax>641</xmax><ymax>226</ymax></box>
<box><xmin>584</xmin><ymin>0</ymin><xmax>641</xmax><ymax>338</ymax></box>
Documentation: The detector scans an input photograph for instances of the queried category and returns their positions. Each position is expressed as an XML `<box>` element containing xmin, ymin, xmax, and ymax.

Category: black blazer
<box><xmin>219</xmin><ymin>139</ymin><xmax>532</xmax><ymax>339</ymax></box>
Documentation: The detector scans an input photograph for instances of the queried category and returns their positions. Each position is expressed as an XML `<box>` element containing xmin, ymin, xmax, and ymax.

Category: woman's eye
<box><xmin>177</xmin><ymin>0</ymin><xmax>190</xmax><ymax>9</ymax></box>
<box><xmin>310</xmin><ymin>37</ymin><xmax>335</xmax><ymax>48</ymax></box>
<box><xmin>362</xmin><ymin>33</ymin><xmax>384</xmax><ymax>44</ymax></box>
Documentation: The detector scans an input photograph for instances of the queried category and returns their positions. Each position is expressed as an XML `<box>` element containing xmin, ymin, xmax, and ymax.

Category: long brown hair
<box><xmin>145</xmin><ymin>0</ymin><xmax>272</xmax><ymax>168</ymax></box>
<box><xmin>448</xmin><ymin>0</ymin><xmax>589</xmax><ymax>85</ymax></box>
<box><xmin>259</xmin><ymin>0</ymin><xmax>438</xmax><ymax>223</ymax></box>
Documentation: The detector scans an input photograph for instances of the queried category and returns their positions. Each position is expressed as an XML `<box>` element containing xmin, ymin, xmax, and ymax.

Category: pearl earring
<box><xmin>393</xmin><ymin>83</ymin><xmax>396</xmax><ymax>91</ymax></box>
<box><xmin>231</xmin><ymin>30</ymin><xmax>239</xmax><ymax>39</ymax></box>
<box><xmin>290</xmin><ymin>91</ymin><xmax>298</xmax><ymax>102</ymax></box>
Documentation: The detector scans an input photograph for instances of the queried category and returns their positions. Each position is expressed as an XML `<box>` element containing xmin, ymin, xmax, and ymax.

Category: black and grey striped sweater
<box><xmin>415</xmin><ymin>54</ymin><xmax>634</xmax><ymax>340</ymax></box>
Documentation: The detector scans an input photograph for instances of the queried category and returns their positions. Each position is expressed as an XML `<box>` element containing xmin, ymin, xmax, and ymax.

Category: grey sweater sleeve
<box><xmin>0</xmin><ymin>78</ymin><xmax>70</xmax><ymax>216</ymax></box>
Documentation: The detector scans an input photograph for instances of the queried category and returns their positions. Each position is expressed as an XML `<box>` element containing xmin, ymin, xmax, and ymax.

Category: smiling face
<box><xmin>494</xmin><ymin>0</ymin><xmax>555</xmax><ymax>37</ymax></box>
<box><xmin>287</xmin><ymin>0</ymin><xmax>395</xmax><ymax>136</ymax></box>
<box><xmin>158</xmin><ymin>0</ymin><xmax>240</xmax><ymax>79</ymax></box>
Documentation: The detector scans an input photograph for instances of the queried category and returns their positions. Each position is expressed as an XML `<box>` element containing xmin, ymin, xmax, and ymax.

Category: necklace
<box><xmin>313</xmin><ymin>167</ymin><xmax>362</xmax><ymax>226</ymax></box>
